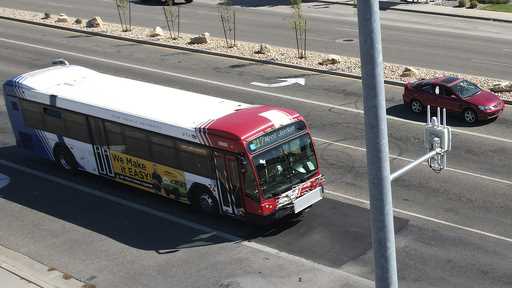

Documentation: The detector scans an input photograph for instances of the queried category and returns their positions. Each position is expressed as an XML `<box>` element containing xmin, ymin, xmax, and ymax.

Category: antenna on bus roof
<box><xmin>51</xmin><ymin>58</ymin><xmax>70</xmax><ymax>66</ymax></box>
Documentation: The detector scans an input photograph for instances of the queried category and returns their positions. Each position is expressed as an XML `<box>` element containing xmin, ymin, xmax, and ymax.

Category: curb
<box><xmin>0</xmin><ymin>14</ymin><xmax>510</xmax><ymax>105</ymax></box>
<box><xmin>320</xmin><ymin>1</ymin><xmax>512</xmax><ymax>24</ymax></box>
<box><xmin>0</xmin><ymin>245</ymin><xmax>87</xmax><ymax>288</ymax></box>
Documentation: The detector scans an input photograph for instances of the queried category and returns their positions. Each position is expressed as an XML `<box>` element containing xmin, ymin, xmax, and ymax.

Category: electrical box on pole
<box><xmin>390</xmin><ymin>105</ymin><xmax>453</xmax><ymax>181</ymax></box>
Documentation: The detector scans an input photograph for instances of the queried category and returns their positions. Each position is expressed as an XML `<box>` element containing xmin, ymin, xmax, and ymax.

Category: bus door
<box><xmin>214</xmin><ymin>152</ymin><xmax>243</xmax><ymax>216</ymax></box>
<box><xmin>88</xmin><ymin>118</ymin><xmax>114</xmax><ymax>177</ymax></box>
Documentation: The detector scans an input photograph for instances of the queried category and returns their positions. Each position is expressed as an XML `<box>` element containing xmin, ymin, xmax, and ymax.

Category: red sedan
<box><xmin>403</xmin><ymin>76</ymin><xmax>505</xmax><ymax>124</ymax></box>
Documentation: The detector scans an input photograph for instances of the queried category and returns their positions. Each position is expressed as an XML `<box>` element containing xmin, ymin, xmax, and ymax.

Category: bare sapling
<box><xmin>163</xmin><ymin>4</ymin><xmax>181</xmax><ymax>39</ymax></box>
<box><xmin>290</xmin><ymin>0</ymin><xmax>307</xmax><ymax>59</ymax></box>
<box><xmin>218</xmin><ymin>0</ymin><xmax>236</xmax><ymax>48</ymax></box>
<box><xmin>114</xmin><ymin>0</ymin><xmax>132</xmax><ymax>32</ymax></box>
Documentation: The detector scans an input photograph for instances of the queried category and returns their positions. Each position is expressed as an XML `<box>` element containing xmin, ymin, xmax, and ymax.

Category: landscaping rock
<box><xmin>86</xmin><ymin>16</ymin><xmax>104</xmax><ymax>28</ymax></box>
<box><xmin>55</xmin><ymin>13</ymin><xmax>69</xmax><ymax>23</ymax></box>
<box><xmin>255</xmin><ymin>43</ymin><xmax>272</xmax><ymax>54</ymax></box>
<box><xmin>42</xmin><ymin>12</ymin><xmax>51</xmax><ymax>20</ymax></box>
<box><xmin>74</xmin><ymin>17</ymin><xmax>83</xmax><ymax>25</ymax></box>
<box><xmin>319</xmin><ymin>54</ymin><xmax>342</xmax><ymax>66</ymax></box>
<box><xmin>149</xmin><ymin>26</ymin><xmax>164</xmax><ymax>37</ymax></box>
<box><xmin>400</xmin><ymin>67</ymin><xmax>419</xmax><ymax>78</ymax></box>
<box><xmin>189</xmin><ymin>33</ymin><xmax>209</xmax><ymax>44</ymax></box>
<box><xmin>491</xmin><ymin>81</ymin><xmax>512</xmax><ymax>93</ymax></box>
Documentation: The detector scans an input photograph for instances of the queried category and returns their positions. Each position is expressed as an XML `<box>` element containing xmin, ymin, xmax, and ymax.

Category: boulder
<box><xmin>254</xmin><ymin>43</ymin><xmax>272</xmax><ymax>54</ymax></box>
<box><xmin>74</xmin><ymin>17</ymin><xmax>83</xmax><ymax>25</ymax></box>
<box><xmin>86</xmin><ymin>16</ymin><xmax>104</xmax><ymax>28</ymax></box>
<box><xmin>42</xmin><ymin>12</ymin><xmax>51</xmax><ymax>20</ymax></box>
<box><xmin>491</xmin><ymin>81</ymin><xmax>512</xmax><ymax>93</ymax></box>
<box><xmin>400</xmin><ymin>67</ymin><xmax>419</xmax><ymax>78</ymax></box>
<box><xmin>149</xmin><ymin>26</ymin><xmax>164</xmax><ymax>37</ymax></box>
<box><xmin>318</xmin><ymin>54</ymin><xmax>342</xmax><ymax>66</ymax></box>
<box><xmin>189</xmin><ymin>32</ymin><xmax>209</xmax><ymax>45</ymax></box>
<box><xmin>55</xmin><ymin>13</ymin><xmax>69</xmax><ymax>23</ymax></box>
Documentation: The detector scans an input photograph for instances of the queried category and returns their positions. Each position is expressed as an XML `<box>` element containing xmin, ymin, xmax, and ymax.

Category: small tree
<box><xmin>114</xmin><ymin>0</ymin><xmax>131</xmax><ymax>32</ymax></box>
<box><xmin>290</xmin><ymin>0</ymin><xmax>307</xmax><ymax>59</ymax></box>
<box><xmin>218</xmin><ymin>0</ymin><xmax>236</xmax><ymax>48</ymax></box>
<box><xmin>163</xmin><ymin>3</ymin><xmax>180</xmax><ymax>39</ymax></box>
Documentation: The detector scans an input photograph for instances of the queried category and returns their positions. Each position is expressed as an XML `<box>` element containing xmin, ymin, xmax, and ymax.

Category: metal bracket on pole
<box><xmin>390</xmin><ymin>106</ymin><xmax>452</xmax><ymax>181</ymax></box>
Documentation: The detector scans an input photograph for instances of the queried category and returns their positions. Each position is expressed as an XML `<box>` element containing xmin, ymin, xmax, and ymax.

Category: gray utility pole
<box><xmin>356</xmin><ymin>0</ymin><xmax>398</xmax><ymax>288</ymax></box>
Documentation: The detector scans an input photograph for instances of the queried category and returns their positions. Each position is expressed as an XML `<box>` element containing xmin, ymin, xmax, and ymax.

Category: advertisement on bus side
<box><xmin>110</xmin><ymin>151</ymin><xmax>189</xmax><ymax>203</ymax></box>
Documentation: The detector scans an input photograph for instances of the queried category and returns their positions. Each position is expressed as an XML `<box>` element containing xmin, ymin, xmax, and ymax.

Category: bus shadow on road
<box><xmin>386</xmin><ymin>104</ymin><xmax>497</xmax><ymax>128</ymax></box>
<box><xmin>0</xmin><ymin>147</ymin><xmax>236</xmax><ymax>253</ymax></box>
<box><xmin>1</xmin><ymin>147</ymin><xmax>408</xmax><ymax>267</ymax></box>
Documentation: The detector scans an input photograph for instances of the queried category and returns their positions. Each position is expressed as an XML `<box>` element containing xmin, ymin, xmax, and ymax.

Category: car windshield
<box><xmin>253</xmin><ymin>134</ymin><xmax>318</xmax><ymax>199</ymax></box>
<box><xmin>451</xmin><ymin>80</ymin><xmax>481</xmax><ymax>99</ymax></box>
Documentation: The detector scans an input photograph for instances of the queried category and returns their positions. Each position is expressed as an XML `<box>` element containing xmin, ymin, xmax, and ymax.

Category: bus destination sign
<box><xmin>248</xmin><ymin>121</ymin><xmax>305</xmax><ymax>153</ymax></box>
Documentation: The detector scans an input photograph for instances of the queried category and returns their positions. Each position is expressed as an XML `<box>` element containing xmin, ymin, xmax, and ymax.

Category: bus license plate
<box><xmin>293</xmin><ymin>187</ymin><xmax>322</xmax><ymax>213</ymax></box>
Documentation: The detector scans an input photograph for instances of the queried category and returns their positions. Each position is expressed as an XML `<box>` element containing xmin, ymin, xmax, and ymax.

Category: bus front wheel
<box><xmin>53</xmin><ymin>145</ymin><xmax>78</xmax><ymax>173</ymax></box>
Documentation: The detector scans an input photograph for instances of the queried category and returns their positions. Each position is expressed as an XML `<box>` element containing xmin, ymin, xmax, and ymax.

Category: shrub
<box><xmin>469</xmin><ymin>0</ymin><xmax>478</xmax><ymax>8</ymax></box>
<box><xmin>458</xmin><ymin>0</ymin><xmax>468</xmax><ymax>7</ymax></box>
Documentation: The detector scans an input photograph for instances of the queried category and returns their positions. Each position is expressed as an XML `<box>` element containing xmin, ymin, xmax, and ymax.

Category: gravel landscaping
<box><xmin>1</xmin><ymin>6</ymin><xmax>511</xmax><ymax>102</ymax></box>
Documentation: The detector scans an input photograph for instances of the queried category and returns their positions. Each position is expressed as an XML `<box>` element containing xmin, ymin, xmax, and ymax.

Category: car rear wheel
<box><xmin>463</xmin><ymin>109</ymin><xmax>477</xmax><ymax>124</ymax></box>
<box><xmin>410</xmin><ymin>99</ymin><xmax>423</xmax><ymax>113</ymax></box>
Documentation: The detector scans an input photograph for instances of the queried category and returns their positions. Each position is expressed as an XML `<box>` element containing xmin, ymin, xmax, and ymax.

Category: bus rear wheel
<box><xmin>195</xmin><ymin>190</ymin><xmax>219</xmax><ymax>215</ymax></box>
<box><xmin>54</xmin><ymin>145</ymin><xmax>78</xmax><ymax>173</ymax></box>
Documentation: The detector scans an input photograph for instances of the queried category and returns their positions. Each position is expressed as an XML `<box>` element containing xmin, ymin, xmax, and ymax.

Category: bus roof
<box><xmin>5</xmin><ymin>65</ymin><xmax>302</xmax><ymax>149</ymax></box>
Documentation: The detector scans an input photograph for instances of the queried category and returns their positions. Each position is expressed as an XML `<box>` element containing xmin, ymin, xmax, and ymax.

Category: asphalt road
<box><xmin>1</xmin><ymin>0</ymin><xmax>512</xmax><ymax>80</ymax></box>
<box><xmin>1</xmin><ymin>20</ymin><xmax>512</xmax><ymax>288</ymax></box>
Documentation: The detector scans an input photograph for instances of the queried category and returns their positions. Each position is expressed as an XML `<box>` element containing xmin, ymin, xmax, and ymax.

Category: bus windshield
<box><xmin>253</xmin><ymin>134</ymin><xmax>318</xmax><ymax>199</ymax></box>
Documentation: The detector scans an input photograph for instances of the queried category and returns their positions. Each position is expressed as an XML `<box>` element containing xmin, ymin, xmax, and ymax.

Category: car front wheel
<box><xmin>463</xmin><ymin>108</ymin><xmax>477</xmax><ymax>124</ymax></box>
<box><xmin>410</xmin><ymin>99</ymin><xmax>423</xmax><ymax>113</ymax></box>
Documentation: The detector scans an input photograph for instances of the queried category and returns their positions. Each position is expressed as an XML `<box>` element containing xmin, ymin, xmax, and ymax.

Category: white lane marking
<box><xmin>0</xmin><ymin>173</ymin><xmax>10</xmax><ymax>189</ymax></box>
<box><xmin>0</xmin><ymin>160</ymin><xmax>349</xmax><ymax>275</ymax></box>
<box><xmin>2</xmin><ymin>159</ymin><xmax>511</xmax><ymax>247</ymax></box>
<box><xmin>251</xmin><ymin>78</ymin><xmax>305</xmax><ymax>88</ymax></box>
<box><xmin>0</xmin><ymin>37</ymin><xmax>511</xmax><ymax>144</ymax></box>
<box><xmin>314</xmin><ymin>137</ymin><xmax>512</xmax><ymax>186</ymax></box>
<box><xmin>326</xmin><ymin>190</ymin><xmax>512</xmax><ymax>244</ymax></box>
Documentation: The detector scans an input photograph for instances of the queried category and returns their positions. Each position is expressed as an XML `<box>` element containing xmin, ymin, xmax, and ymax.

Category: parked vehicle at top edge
<box><xmin>402</xmin><ymin>76</ymin><xmax>505</xmax><ymax>124</ymax></box>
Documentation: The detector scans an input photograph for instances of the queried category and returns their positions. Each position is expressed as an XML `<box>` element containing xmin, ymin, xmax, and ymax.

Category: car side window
<box><xmin>421</xmin><ymin>84</ymin><xmax>434</xmax><ymax>94</ymax></box>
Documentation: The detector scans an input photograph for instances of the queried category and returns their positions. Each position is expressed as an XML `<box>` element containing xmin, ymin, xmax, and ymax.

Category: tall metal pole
<box><xmin>356</xmin><ymin>1</ymin><xmax>398</xmax><ymax>287</ymax></box>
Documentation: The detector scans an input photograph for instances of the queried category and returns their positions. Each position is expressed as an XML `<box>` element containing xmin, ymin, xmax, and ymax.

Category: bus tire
<box><xmin>53</xmin><ymin>144</ymin><xmax>78</xmax><ymax>173</ymax></box>
<box><xmin>191</xmin><ymin>185</ymin><xmax>219</xmax><ymax>215</ymax></box>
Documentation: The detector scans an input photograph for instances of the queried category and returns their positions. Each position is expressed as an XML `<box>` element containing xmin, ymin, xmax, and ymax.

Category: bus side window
<box><xmin>177</xmin><ymin>142</ymin><xmax>213</xmax><ymax>178</ymax></box>
<box><xmin>104</xmin><ymin>121</ymin><xmax>125</xmax><ymax>151</ymax></box>
<box><xmin>20</xmin><ymin>100</ymin><xmax>44</xmax><ymax>130</ymax></box>
<box><xmin>244</xmin><ymin>164</ymin><xmax>259</xmax><ymax>203</ymax></box>
<box><xmin>63</xmin><ymin>111</ymin><xmax>90</xmax><ymax>143</ymax></box>
<box><xmin>42</xmin><ymin>107</ymin><xmax>65</xmax><ymax>135</ymax></box>
<box><xmin>149</xmin><ymin>134</ymin><xmax>178</xmax><ymax>168</ymax></box>
<box><xmin>124</xmin><ymin>126</ymin><xmax>150</xmax><ymax>159</ymax></box>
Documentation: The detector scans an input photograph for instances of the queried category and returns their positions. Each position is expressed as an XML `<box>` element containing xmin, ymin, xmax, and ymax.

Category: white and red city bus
<box><xmin>3</xmin><ymin>63</ymin><xmax>324</xmax><ymax>223</ymax></box>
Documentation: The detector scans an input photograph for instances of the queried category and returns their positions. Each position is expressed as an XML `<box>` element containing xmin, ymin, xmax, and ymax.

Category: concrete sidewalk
<box><xmin>0</xmin><ymin>245</ymin><xmax>87</xmax><ymax>288</ymax></box>
<box><xmin>328</xmin><ymin>0</ymin><xmax>512</xmax><ymax>23</ymax></box>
